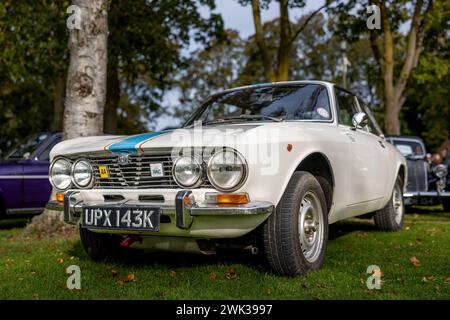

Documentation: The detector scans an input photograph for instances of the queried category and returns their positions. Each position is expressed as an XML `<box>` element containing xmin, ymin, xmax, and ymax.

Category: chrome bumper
<box><xmin>403</xmin><ymin>191</ymin><xmax>450</xmax><ymax>205</ymax></box>
<box><xmin>64</xmin><ymin>190</ymin><xmax>274</xmax><ymax>232</ymax></box>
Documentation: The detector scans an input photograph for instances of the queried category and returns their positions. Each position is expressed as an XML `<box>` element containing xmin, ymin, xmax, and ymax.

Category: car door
<box><xmin>334</xmin><ymin>88</ymin><xmax>387</xmax><ymax>210</ymax></box>
<box><xmin>23</xmin><ymin>134</ymin><xmax>61</xmax><ymax>209</ymax></box>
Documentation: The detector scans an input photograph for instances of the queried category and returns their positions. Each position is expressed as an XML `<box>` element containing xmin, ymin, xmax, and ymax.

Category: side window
<box><xmin>335</xmin><ymin>89</ymin><xmax>359</xmax><ymax>126</ymax></box>
<box><xmin>38</xmin><ymin>137</ymin><xmax>61</xmax><ymax>161</ymax></box>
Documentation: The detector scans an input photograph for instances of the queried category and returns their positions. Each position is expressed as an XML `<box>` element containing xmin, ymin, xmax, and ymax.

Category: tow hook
<box><xmin>120</xmin><ymin>235</ymin><xmax>142</xmax><ymax>248</ymax></box>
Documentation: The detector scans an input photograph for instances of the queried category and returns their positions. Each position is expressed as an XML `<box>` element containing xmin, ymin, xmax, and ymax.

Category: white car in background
<box><xmin>51</xmin><ymin>81</ymin><xmax>406</xmax><ymax>276</ymax></box>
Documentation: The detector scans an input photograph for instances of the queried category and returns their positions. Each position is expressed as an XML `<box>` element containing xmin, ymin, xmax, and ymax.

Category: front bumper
<box><xmin>63</xmin><ymin>190</ymin><xmax>274</xmax><ymax>238</ymax></box>
<box><xmin>403</xmin><ymin>191</ymin><xmax>450</xmax><ymax>205</ymax></box>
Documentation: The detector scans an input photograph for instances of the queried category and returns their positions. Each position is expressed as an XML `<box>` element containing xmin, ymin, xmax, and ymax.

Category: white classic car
<box><xmin>51</xmin><ymin>81</ymin><xmax>406</xmax><ymax>276</ymax></box>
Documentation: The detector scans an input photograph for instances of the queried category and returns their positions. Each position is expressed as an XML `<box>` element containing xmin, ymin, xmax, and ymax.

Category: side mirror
<box><xmin>351</xmin><ymin>112</ymin><xmax>369</xmax><ymax>130</ymax></box>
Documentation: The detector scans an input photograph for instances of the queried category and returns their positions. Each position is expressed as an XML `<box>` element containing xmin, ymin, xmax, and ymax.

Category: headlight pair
<box><xmin>50</xmin><ymin>158</ymin><xmax>93</xmax><ymax>190</ymax></box>
<box><xmin>172</xmin><ymin>149</ymin><xmax>247</xmax><ymax>192</ymax></box>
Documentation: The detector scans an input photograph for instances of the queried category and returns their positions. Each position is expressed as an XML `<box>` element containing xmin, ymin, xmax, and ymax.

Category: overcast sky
<box><xmin>156</xmin><ymin>0</ymin><xmax>327</xmax><ymax>130</ymax></box>
<box><xmin>211</xmin><ymin>0</ymin><xmax>326</xmax><ymax>39</ymax></box>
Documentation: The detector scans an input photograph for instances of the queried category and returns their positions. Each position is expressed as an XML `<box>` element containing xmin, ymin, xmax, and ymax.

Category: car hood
<box><xmin>50</xmin><ymin>122</ymin><xmax>330</xmax><ymax>159</ymax></box>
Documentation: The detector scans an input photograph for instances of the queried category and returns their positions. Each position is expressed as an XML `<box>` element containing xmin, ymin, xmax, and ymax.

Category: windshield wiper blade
<box><xmin>202</xmin><ymin>115</ymin><xmax>285</xmax><ymax>126</ymax></box>
<box><xmin>234</xmin><ymin>114</ymin><xmax>285</xmax><ymax>122</ymax></box>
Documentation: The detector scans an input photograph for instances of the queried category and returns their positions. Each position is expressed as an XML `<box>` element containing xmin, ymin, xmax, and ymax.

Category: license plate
<box><xmin>82</xmin><ymin>206</ymin><xmax>160</xmax><ymax>231</ymax></box>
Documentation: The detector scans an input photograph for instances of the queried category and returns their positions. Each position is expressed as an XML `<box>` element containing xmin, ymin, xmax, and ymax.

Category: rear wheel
<box><xmin>262</xmin><ymin>171</ymin><xmax>328</xmax><ymax>276</ymax></box>
<box><xmin>80</xmin><ymin>227</ymin><xmax>121</xmax><ymax>261</ymax></box>
<box><xmin>374</xmin><ymin>176</ymin><xmax>404</xmax><ymax>231</ymax></box>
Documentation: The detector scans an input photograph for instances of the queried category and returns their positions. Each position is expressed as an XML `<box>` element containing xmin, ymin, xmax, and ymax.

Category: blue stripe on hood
<box><xmin>107</xmin><ymin>131</ymin><xmax>169</xmax><ymax>154</ymax></box>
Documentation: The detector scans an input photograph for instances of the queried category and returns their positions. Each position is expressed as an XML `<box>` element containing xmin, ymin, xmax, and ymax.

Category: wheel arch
<box><xmin>294</xmin><ymin>152</ymin><xmax>335</xmax><ymax>212</ymax></box>
<box><xmin>397</xmin><ymin>164</ymin><xmax>407</xmax><ymax>189</ymax></box>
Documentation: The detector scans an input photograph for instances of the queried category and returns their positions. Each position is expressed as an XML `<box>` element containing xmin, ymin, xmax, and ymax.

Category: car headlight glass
<box><xmin>173</xmin><ymin>157</ymin><xmax>203</xmax><ymax>187</ymax></box>
<box><xmin>72</xmin><ymin>160</ymin><xmax>93</xmax><ymax>188</ymax></box>
<box><xmin>207</xmin><ymin>149</ymin><xmax>247</xmax><ymax>191</ymax></box>
<box><xmin>50</xmin><ymin>158</ymin><xmax>72</xmax><ymax>190</ymax></box>
<box><xmin>433</xmin><ymin>164</ymin><xmax>448</xmax><ymax>178</ymax></box>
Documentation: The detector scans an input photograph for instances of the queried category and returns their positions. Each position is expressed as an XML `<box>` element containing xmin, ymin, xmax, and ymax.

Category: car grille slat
<box><xmin>71</xmin><ymin>151</ymin><xmax>212</xmax><ymax>189</ymax></box>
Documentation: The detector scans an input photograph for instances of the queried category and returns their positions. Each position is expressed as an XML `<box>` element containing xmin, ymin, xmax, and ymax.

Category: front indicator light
<box><xmin>205</xmin><ymin>192</ymin><xmax>250</xmax><ymax>205</ymax></box>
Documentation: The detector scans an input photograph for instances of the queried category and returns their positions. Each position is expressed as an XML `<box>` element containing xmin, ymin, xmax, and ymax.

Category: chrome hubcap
<box><xmin>298</xmin><ymin>192</ymin><xmax>324</xmax><ymax>263</ymax></box>
<box><xmin>393</xmin><ymin>184</ymin><xmax>404</xmax><ymax>225</ymax></box>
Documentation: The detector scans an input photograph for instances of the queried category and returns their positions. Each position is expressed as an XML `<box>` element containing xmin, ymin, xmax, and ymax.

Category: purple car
<box><xmin>0</xmin><ymin>132</ymin><xmax>61</xmax><ymax>217</ymax></box>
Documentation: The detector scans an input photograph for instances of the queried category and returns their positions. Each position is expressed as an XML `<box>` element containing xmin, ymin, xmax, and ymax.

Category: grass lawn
<box><xmin>0</xmin><ymin>208</ymin><xmax>449</xmax><ymax>300</ymax></box>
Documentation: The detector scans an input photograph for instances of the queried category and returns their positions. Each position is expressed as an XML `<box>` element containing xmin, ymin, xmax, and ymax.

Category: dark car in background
<box><xmin>386</xmin><ymin>135</ymin><xmax>450</xmax><ymax>211</ymax></box>
<box><xmin>0</xmin><ymin>132</ymin><xmax>61</xmax><ymax>217</ymax></box>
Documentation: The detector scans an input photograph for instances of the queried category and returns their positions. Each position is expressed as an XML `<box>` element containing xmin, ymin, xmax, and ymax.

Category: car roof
<box><xmin>385</xmin><ymin>135</ymin><xmax>425</xmax><ymax>143</ymax></box>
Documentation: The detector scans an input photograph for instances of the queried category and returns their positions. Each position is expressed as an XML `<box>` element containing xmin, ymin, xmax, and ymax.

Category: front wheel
<box><xmin>261</xmin><ymin>171</ymin><xmax>329</xmax><ymax>276</ymax></box>
<box><xmin>80</xmin><ymin>227</ymin><xmax>121</xmax><ymax>261</ymax></box>
<box><xmin>374</xmin><ymin>175</ymin><xmax>404</xmax><ymax>231</ymax></box>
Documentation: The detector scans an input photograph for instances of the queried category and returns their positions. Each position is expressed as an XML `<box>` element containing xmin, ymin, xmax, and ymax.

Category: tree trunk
<box><xmin>63</xmin><ymin>0</ymin><xmax>108</xmax><ymax>140</ymax></box>
<box><xmin>51</xmin><ymin>76</ymin><xmax>65</xmax><ymax>131</ymax></box>
<box><xmin>251</xmin><ymin>0</ymin><xmax>274</xmax><ymax>81</ymax></box>
<box><xmin>377</xmin><ymin>0</ymin><xmax>431</xmax><ymax>135</ymax></box>
<box><xmin>275</xmin><ymin>0</ymin><xmax>292</xmax><ymax>81</ymax></box>
<box><xmin>104</xmin><ymin>57</ymin><xmax>119</xmax><ymax>134</ymax></box>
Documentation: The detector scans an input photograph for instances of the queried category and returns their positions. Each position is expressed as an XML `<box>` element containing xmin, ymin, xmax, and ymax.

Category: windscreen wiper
<box><xmin>202</xmin><ymin>114</ymin><xmax>285</xmax><ymax>126</ymax></box>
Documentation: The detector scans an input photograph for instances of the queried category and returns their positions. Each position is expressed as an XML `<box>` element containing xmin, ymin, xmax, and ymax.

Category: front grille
<box><xmin>406</xmin><ymin>159</ymin><xmax>428</xmax><ymax>192</ymax></box>
<box><xmin>74</xmin><ymin>152</ymin><xmax>212</xmax><ymax>189</ymax></box>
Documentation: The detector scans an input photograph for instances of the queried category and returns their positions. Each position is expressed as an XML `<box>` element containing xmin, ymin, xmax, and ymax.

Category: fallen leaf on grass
<box><xmin>169</xmin><ymin>270</ymin><xmax>177</xmax><ymax>277</ymax></box>
<box><xmin>373</xmin><ymin>269</ymin><xmax>384</xmax><ymax>278</ymax></box>
<box><xmin>209</xmin><ymin>272</ymin><xmax>217</xmax><ymax>280</ymax></box>
<box><xmin>111</xmin><ymin>269</ymin><xmax>118</xmax><ymax>277</ymax></box>
<box><xmin>445</xmin><ymin>277</ymin><xmax>450</xmax><ymax>282</ymax></box>
<box><xmin>224</xmin><ymin>268</ymin><xmax>237</xmax><ymax>280</ymax></box>
<box><xmin>409</xmin><ymin>256</ymin><xmax>421</xmax><ymax>267</ymax></box>
<box><xmin>415</xmin><ymin>238</ymin><xmax>422</xmax><ymax>245</ymax></box>
<box><xmin>57</xmin><ymin>258</ymin><xmax>64</xmax><ymax>264</ymax></box>
<box><xmin>118</xmin><ymin>273</ymin><xmax>136</xmax><ymax>285</ymax></box>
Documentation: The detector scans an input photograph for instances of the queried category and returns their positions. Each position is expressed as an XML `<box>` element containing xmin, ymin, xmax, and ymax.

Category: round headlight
<box><xmin>50</xmin><ymin>158</ymin><xmax>72</xmax><ymax>190</ymax></box>
<box><xmin>207</xmin><ymin>149</ymin><xmax>247</xmax><ymax>191</ymax></box>
<box><xmin>173</xmin><ymin>157</ymin><xmax>203</xmax><ymax>188</ymax></box>
<box><xmin>72</xmin><ymin>159</ymin><xmax>93</xmax><ymax>188</ymax></box>
<box><xmin>433</xmin><ymin>164</ymin><xmax>448</xmax><ymax>179</ymax></box>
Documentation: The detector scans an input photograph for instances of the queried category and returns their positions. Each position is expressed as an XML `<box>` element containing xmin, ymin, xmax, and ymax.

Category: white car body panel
<box><xmin>52</xmin><ymin>81</ymin><xmax>406</xmax><ymax>229</ymax></box>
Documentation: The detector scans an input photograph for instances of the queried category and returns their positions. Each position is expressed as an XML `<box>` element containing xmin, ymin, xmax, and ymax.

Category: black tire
<box><xmin>442</xmin><ymin>199</ymin><xmax>450</xmax><ymax>213</ymax></box>
<box><xmin>374</xmin><ymin>176</ymin><xmax>404</xmax><ymax>231</ymax></box>
<box><xmin>79</xmin><ymin>227</ymin><xmax>121</xmax><ymax>261</ymax></box>
<box><xmin>262</xmin><ymin>171</ymin><xmax>329</xmax><ymax>277</ymax></box>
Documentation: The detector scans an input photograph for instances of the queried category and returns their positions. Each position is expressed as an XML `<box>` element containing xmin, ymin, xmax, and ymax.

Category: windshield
<box><xmin>184</xmin><ymin>84</ymin><xmax>332</xmax><ymax>127</ymax></box>
<box><xmin>5</xmin><ymin>133</ymin><xmax>49</xmax><ymax>160</ymax></box>
<box><xmin>391</xmin><ymin>140</ymin><xmax>425</xmax><ymax>157</ymax></box>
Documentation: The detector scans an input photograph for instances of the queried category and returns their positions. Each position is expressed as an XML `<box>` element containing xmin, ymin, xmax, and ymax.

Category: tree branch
<box><xmin>288</xmin><ymin>1</ymin><xmax>333</xmax><ymax>46</ymax></box>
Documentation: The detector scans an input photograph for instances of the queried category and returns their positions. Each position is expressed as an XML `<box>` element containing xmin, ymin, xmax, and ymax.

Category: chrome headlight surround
<box><xmin>71</xmin><ymin>159</ymin><xmax>93</xmax><ymax>188</ymax></box>
<box><xmin>433</xmin><ymin>164</ymin><xmax>448</xmax><ymax>179</ymax></box>
<box><xmin>172</xmin><ymin>156</ymin><xmax>204</xmax><ymax>188</ymax></box>
<box><xmin>207</xmin><ymin>148</ymin><xmax>248</xmax><ymax>192</ymax></box>
<box><xmin>49</xmin><ymin>158</ymin><xmax>72</xmax><ymax>191</ymax></box>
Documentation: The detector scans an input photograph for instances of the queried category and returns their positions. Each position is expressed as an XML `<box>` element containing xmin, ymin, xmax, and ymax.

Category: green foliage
<box><xmin>402</xmin><ymin>0</ymin><xmax>450</xmax><ymax>151</ymax></box>
<box><xmin>174</xmin><ymin>29</ymin><xmax>246</xmax><ymax>121</ymax></box>
<box><xmin>0</xmin><ymin>0</ymin><xmax>224</xmax><ymax>153</ymax></box>
<box><xmin>0</xmin><ymin>0</ymin><xmax>70</xmax><ymax>154</ymax></box>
